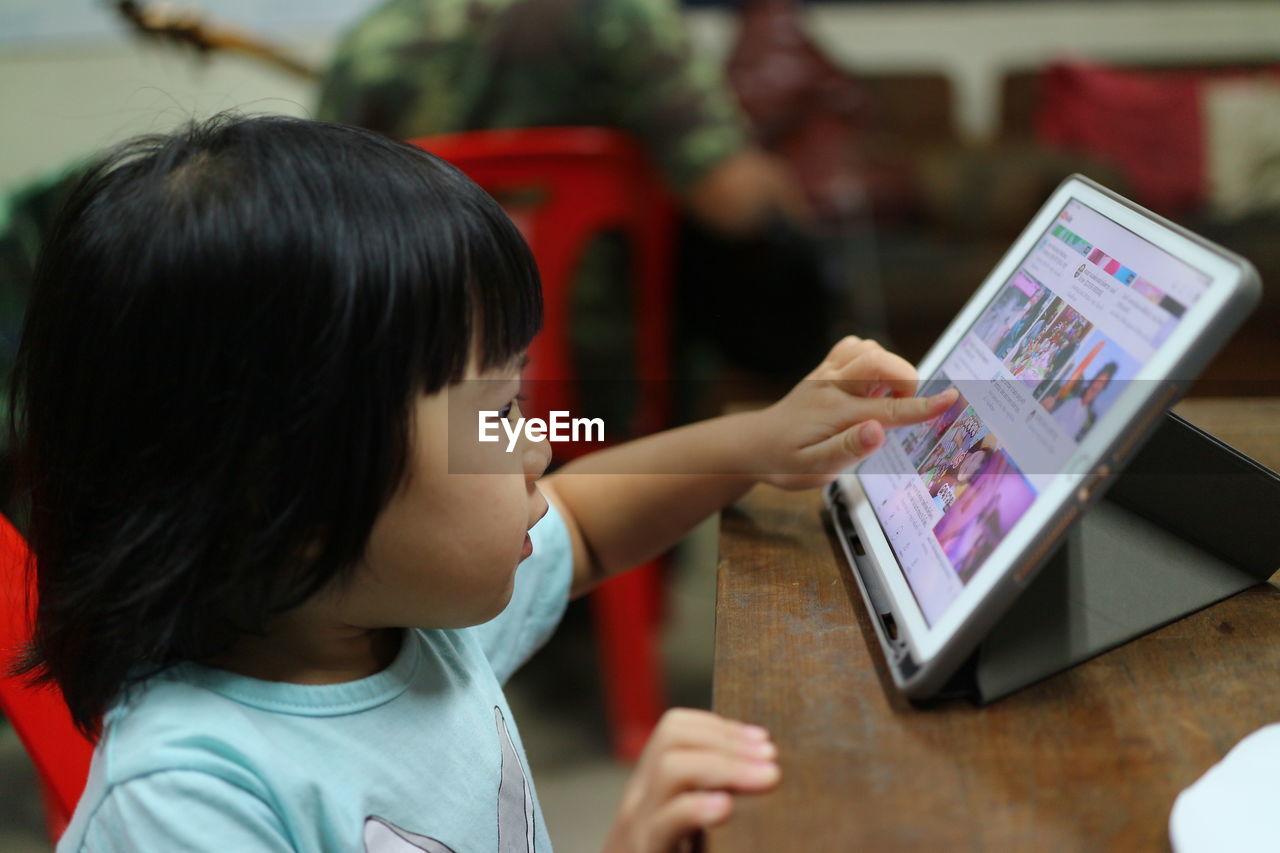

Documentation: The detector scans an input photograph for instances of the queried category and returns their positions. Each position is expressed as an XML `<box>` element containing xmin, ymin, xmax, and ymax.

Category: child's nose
<box><xmin>523</xmin><ymin>437</ymin><xmax>551</xmax><ymax>480</ymax></box>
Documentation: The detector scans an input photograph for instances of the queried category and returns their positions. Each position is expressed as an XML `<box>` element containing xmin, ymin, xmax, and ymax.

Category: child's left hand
<box><xmin>744</xmin><ymin>336</ymin><xmax>958</xmax><ymax>491</ymax></box>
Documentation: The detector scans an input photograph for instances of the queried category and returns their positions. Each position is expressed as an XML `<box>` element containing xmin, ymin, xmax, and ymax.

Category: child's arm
<box><xmin>540</xmin><ymin>337</ymin><xmax>956</xmax><ymax>853</ymax></box>
<box><xmin>541</xmin><ymin>337</ymin><xmax>958</xmax><ymax>598</ymax></box>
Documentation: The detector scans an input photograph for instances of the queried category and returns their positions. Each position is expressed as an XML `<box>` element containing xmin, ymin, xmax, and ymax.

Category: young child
<box><xmin>11</xmin><ymin>115</ymin><xmax>954</xmax><ymax>853</ymax></box>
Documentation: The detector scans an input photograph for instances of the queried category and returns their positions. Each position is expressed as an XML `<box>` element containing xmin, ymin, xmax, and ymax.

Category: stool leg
<box><xmin>590</xmin><ymin>560</ymin><xmax>666</xmax><ymax>762</ymax></box>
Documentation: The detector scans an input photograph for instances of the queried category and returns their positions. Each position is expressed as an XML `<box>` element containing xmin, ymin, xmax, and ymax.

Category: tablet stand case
<box><xmin>941</xmin><ymin>410</ymin><xmax>1280</xmax><ymax>703</ymax></box>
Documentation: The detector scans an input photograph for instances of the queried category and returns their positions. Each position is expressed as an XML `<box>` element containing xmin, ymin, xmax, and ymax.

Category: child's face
<box><xmin>339</xmin><ymin>355</ymin><xmax>551</xmax><ymax>630</ymax></box>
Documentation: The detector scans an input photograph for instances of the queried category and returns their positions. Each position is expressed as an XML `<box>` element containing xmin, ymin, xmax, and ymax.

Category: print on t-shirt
<box><xmin>363</xmin><ymin>706</ymin><xmax>534</xmax><ymax>852</ymax></box>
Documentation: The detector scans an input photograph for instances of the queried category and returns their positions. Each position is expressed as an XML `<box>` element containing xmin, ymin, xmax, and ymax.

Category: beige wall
<box><xmin>0</xmin><ymin>39</ymin><xmax>329</xmax><ymax>189</ymax></box>
<box><xmin>2</xmin><ymin>1</ymin><xmax>1278</xmax><ymax>190</ymax></box>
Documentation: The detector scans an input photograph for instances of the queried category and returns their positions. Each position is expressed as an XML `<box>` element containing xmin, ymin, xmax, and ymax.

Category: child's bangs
<box><xmin>384</xmin><ymin>149</ymin><xmax>543</xmax><ymax>391</ymax></box>
<box><xmin>457</xmin><ymin>192</ymin><xmax>544</xmax><ymax>377</ymax></box>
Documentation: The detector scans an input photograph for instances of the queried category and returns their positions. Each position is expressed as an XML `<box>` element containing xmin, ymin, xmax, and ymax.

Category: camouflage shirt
<box><xmin>316</xmin><ymin>0</ymin><xmax>748</xmax><ymax>193</ymax></box>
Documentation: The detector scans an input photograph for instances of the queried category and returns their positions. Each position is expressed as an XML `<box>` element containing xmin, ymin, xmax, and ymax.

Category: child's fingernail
<box><xmin>859</xmin><ymin>422</ymin><xmax>881</xmax><ymax>447</ymax></box>
<box><xmin>701</xmin><ymin>792</ymin><xmax>732</xmax><ymax>821</ymax></box>
<box><xmin>745</xmin><ymin>739</ymin><xmax>777</xmax><ymax>759</ymax></box>
<box><xmin>746</xmin><ymin>760</ymin><xmax>781</xmax><ymax>783</ymax></box>
<box><xmin>740</xmin><ymin>724</ymin><xmax>770</xmax><ymax>741</ymax></box>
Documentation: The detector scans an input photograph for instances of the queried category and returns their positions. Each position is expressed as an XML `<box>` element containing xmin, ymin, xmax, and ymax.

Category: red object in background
<box><xmin>1036</xmin><ymin>61</ymin><xmax>1206</xmax><ymax>215</ymax></box>
<box><xmin>0</xmin><ymin>515</ymin><xmax>95</xmax><ymax>841</ymax></box>
<box><xmin>411</xmin><ymin>128</ymin><xmax>677</xmax><ymax>761</ymax></box>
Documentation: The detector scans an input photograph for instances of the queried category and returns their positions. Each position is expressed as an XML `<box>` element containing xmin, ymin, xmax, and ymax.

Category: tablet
<box><xmin>825</xmin><ymin>174</ymin><xmax>1260</xmax><ymax>699</ymax></box>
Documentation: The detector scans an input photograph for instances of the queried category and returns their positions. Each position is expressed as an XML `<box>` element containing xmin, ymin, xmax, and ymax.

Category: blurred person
<box><xmin>0</xmin><ymin>165</ymin><xmax>83</xmax><ymax>475</ymax></box>
<box><xmin>317</xmin><ymin>0</ymin><xmax>836</xmax><ymax>421</ymax></box>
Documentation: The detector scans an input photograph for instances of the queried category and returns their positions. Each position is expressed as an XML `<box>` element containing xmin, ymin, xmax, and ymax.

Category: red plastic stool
<box><xmin>0</xmin><ymin>515</ymin><xmax>94</xmax><ymax>841</ymax></box>
<box><xmin>411</xmin><ymin>128</ymin><xmax>676</xmax><ymax>760</ymax></box>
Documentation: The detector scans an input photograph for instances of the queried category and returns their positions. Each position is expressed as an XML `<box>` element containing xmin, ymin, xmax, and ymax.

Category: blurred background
<box><xmin>2</xmin><ymin>1</ymin><xmax>1279</xmax><ymax>850</ymax></box>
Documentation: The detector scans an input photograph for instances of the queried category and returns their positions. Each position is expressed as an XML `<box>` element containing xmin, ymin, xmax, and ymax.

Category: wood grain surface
<box><xmin>708</xmin><ymin>399</ymin><xmax>1280</xmax><ymax>852</ymax></box>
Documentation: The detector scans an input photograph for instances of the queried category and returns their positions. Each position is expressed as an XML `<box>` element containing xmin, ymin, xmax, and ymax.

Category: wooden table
<box><xmin>710</xmin><ymin>399</ymin><xmax>1280</xmax><ymax>852</ymax></box>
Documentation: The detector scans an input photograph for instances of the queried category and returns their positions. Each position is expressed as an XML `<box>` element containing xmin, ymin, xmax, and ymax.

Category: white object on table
<box><xmin>1170</xmin><ymin>722</ymin><xmax>1280</xmax><ymax>852</ymax></box>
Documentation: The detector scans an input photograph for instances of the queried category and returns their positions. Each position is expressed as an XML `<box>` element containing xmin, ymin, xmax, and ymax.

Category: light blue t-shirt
<box><xmin>58</xmin><ymin>505</ymin><xmax>573</xmax><ymax>853</ymax></box>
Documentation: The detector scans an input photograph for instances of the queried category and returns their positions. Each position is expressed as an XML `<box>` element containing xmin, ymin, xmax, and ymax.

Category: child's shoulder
<box><xmin>67</xmin><ymin>660</ymin><xmax>364</xmax><ymax>851</ymax></box>
<box><xmin>100</xmin><ymin>666</ymin><xmax>293</xmax><ymax>789</ymax></box>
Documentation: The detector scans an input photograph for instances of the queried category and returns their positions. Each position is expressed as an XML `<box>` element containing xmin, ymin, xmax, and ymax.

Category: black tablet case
<box><xmin>945</xmin><ymin>410</ymin><xmax>1280</xmax><ymax>702</ymax></box>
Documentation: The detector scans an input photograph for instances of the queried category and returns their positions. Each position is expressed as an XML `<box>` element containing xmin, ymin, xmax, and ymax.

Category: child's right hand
<box><xmin>602</xmin><ymin>708</ymin><xmax>780</xmax><ymax>853</ymax></box>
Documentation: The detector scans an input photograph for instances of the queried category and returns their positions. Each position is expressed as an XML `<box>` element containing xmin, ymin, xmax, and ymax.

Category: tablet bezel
<box><xmin>840</xmin><ymin>174</ymin><xmax>1260</xmax><ymax>678</ymax></box>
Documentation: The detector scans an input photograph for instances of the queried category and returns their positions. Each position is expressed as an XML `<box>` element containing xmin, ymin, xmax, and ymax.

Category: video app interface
<box><xmin>859</xmin><ymin>199</ymin><xmax>1211</xmax><ymax>626</ymax></box>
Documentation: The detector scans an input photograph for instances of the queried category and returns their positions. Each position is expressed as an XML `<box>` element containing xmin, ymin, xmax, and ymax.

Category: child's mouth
<box><xmin>522</xmin><ymin>532</ymin><xmax>533</xmax><ymax>558</ymax></box>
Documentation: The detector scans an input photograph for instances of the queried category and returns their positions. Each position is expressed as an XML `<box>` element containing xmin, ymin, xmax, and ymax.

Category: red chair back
<box><xmin>410</xmin><ymin>127</ymin><xmax>677</xmax><ymax>446</ymax></box>
<box><xmin>0</xmin><ymin>515</ymin><xmax>94</xmax><ymax>840</ymax></box>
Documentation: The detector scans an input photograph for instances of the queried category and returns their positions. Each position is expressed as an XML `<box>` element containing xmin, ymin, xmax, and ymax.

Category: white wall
<box><xmin>2</xmin><ymin>1</ymin><xmax>1278</xmax><ymax>190</ymax></box>
<box><xmin>0</xmin><ymin>39</ymin><xmax>331</xmax><ymax>190</ymax></box>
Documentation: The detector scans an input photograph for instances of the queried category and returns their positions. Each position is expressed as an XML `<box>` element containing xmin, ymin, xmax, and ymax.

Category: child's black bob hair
<box><xmin>10</xmin><ymin>114</ymin><xmax>541</xmax><ymax>734</ymax></box>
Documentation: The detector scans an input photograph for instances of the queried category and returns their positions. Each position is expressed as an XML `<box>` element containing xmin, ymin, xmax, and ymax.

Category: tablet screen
<box><xmin>857</xmin><ymin>199</ymin><xmax>1213</xmax><ymax>626</ymax></box>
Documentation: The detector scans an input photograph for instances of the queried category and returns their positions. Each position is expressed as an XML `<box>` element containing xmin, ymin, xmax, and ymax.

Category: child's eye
<box><xmin>498</xmin><ymin>393</ymin><xmax>527</xmax><ymax>421</ymax></box>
